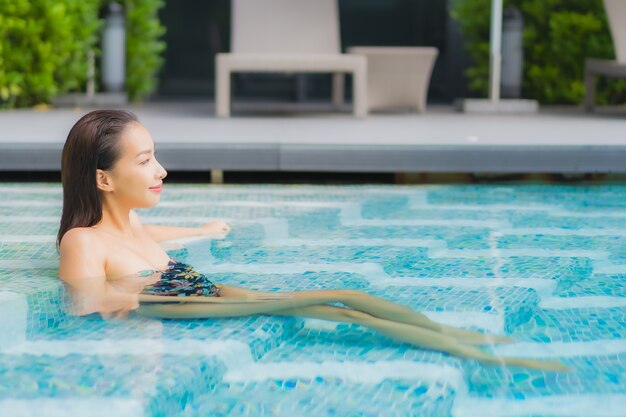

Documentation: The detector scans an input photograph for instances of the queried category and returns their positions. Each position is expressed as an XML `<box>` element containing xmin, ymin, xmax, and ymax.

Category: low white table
<box><xmin>346</xmin><ymin>46</ymin><xmax>438</xmax><ymax>112</ymax></box>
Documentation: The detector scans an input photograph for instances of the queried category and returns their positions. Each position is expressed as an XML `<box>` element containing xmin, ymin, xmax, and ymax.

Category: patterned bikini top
<box><xmin>138</xmin><ymin>259</ymin><xmax>220</xmax><ymax>297</ymax></box>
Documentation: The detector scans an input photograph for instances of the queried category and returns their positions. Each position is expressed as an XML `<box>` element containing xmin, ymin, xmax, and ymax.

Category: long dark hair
<box><xmin>56</xmin><ymin>109</ymin><xmax>138</xmax><ymax>251</ymax></box>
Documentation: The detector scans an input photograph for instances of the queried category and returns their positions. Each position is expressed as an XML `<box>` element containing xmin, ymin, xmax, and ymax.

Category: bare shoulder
<box><xmin>58</xmin><ymin>227</ymin><xmax>106</xmax><ymax>285</ymax></box>
<box><xmin>59</xmin><ymin>227</ymin><xmax>100</xmax><ymax>251</ymax></box>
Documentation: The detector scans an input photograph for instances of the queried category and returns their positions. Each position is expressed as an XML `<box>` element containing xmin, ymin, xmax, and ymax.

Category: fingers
<box><xmin>203</xmin><ymin>221</ymin><xmax>231</xmax><ymax>235</ymax></box>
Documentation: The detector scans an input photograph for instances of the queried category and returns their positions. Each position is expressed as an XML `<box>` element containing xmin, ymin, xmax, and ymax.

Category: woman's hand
<box><xmin>199</xmin><ymin>220</ymin><xmax>231</xmax><ymax>236</ymax></box>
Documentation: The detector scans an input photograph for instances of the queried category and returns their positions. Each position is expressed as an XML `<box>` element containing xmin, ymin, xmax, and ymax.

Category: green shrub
<box><xmin>0</xmin><ymin>0</ymin><xmax>166</xmax><ymax>108</ymax></box>
<box><xmin>120</xmin><ymin>0</ymin><xmax>166</xmax><ymax>102</ymax></box>
<box><xmin>451</xmin><ymin>0</ymin><xmax>626</xmax><ymax>104</ymax></box>
<box><xmin>0</xmin><ymin>0</ymin><xmax>101</xmax><ymax>108</ymax></box>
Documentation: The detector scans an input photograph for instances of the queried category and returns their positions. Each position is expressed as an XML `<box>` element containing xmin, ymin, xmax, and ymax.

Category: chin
<box><xmin>146</xmin><ymin>198</ymin><xmax>161</xmax><ymax>208</ymax></box>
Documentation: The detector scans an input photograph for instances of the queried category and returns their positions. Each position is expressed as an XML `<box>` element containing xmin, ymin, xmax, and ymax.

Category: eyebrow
<box><xmin>135</xmin><ymin>148</ymin><xmax>154</xmax><ymax>158</ymax></box>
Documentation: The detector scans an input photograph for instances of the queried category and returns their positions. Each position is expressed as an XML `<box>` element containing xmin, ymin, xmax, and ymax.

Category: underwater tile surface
<box><xmin>0</xmin><ymin>183</ymin><xmax>625</xmax><ymax>417</ymax></box>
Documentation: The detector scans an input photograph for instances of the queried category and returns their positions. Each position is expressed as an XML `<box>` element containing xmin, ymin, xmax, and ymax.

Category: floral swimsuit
<box><xmin>138</xmin><ymin>259</ymin><xmax>221</xmax><ymax>297</ymax></box>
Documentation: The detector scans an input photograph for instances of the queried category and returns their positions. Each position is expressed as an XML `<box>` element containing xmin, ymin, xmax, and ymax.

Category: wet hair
<box><xmin>56</xmin><ymin>109</ymin><xmax>139</xmax><ymax>251</ymax></box>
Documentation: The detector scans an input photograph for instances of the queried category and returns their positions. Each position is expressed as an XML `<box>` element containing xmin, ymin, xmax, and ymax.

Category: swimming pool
<box><xmin>0</xmin><ymin>182</ymin><xmax>625</xmax><ymax>417</ymax></box>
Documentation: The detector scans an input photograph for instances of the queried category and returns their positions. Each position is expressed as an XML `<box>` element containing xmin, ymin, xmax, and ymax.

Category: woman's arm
<box><xmin>131</xmin><ymin>210</ymin><xmax>230</xmax><ymax>242</ymax></box>
<box><xmin>58</xmin><ymin>228</ymin><xmax>138</xmax><ymax>318</ymax></box>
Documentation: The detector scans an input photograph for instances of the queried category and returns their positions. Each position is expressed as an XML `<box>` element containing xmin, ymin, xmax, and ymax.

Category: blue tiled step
<box><xmin>188</xmin><ymin>377</ymin><xmax>456</xmax><ymax>417</ymax></box>
<box><xmin>463</xmin><ymin>352</ymin><xmax>626</xmax><ymax>411</ymax></box>
<box><xmin>0</xmin><ymin>352</ymin><xmax>225</xmax><ymax>417</ymax></box>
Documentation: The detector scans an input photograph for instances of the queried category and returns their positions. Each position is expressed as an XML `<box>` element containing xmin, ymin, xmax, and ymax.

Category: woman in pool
<box><xmin>57</xmin><ymin>110</ymin><xmax>569</xmax><ymax>372</ymax></box>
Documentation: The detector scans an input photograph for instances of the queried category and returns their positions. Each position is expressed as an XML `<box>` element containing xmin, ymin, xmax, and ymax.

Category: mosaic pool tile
<box><xmin>260</xmin><ymin>324</ymin><xmax>468</xmax><ymax>371</ymax></box>
<box><xmin>467</xmin><ymin>352</ymin><xmax>626</xmax><ymax>399</ymax></box>
<box><xmin>205</xmin><ymin>244</ymin><xmax>431</xmax><ymax>265</ymax></box>
<box><xmin>0</xmin><ymin>268</ymin><xmax>59</xmax><ymax>292</ymax></box>
<box><xmin>0</xmin><ymin>241</ymin><xmax>59</xmax><ymax>261</ymax></box>
<box><xmin>0</xmin><ymin>192</ymin><xmax>61</xmax><ymax>202</ymax></box>
<box><xmin>0</xmin><ymin>207</ymin><xmax>61</xmax><ymax>217</ymax></box>
<box><xmin>511</xmin><ymin>307</ymin><xmax>626</xmax><ymax>342</ymax></box>
<box><xmin>507</xmin><ymin>212</ymin><xmax>626</xmax><ymax>230</ymax></box>
<box><xmin>1</xmin><ymin>183</ymin><xmax>625</xmax><ymax>417</ymax></box>
<box><xmin>0</xmin><ymin>221</ymin><xmax>60</xmax><ymax>235</ymax></box>
<box><xmin>498</xmin><ymin>235</ymin><xmax>626</xmax><ymax>252</ymax></box>
<box><xmin>138</xmin><ymin>205</ymin><xmax>319</xmax><ymax>220</ymax></box>
<box><xmin>154</xmin><ymin>315</ymin><xmax>300</xmax><ymax>360</ymax></box>
<box><xmin>200</xmin><ymin>271</ymin><xmax>371</xmax><ymax>292</ymax></box>
<box><xmin>0</xmin><ymin>353</ymin><xmax>225</xmax><ymax>417</ymax></box>
<box><xmin>365</xmin><ymin>286</ymin><xmax>540</xmax><ymax>333</ymax></box>
<box><xmin>557</xmin><ymin>274</ymin><xmax>626</xmax><ymax>298</ymax></box>
<box><xmin>191</xmin><ymin>378</ymin><xmax>455</xmax><ymax>417</ymax></box>
<box><xmin>387</xmin><ymin>256</ymin><xmax>591</xmax><ymax>281</ymax></box>
<box><xmin>426</xmin><ymin>185</ymin><xmax>626</xmax><ymax>208</ymax></box>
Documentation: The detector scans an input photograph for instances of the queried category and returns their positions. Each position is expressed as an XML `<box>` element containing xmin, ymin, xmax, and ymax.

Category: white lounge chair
<box><xmin>584</xmin><ymin>0</ymin><xmax>626</xmax><ymax>112</ymax></box>
<box><xmin>215</xmin><ymin>0</ymin><xmax>367</xmax><ymax>118</ymax></box>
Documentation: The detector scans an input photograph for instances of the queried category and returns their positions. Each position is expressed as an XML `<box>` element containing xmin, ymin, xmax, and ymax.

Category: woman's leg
<box><xmin>135</xmin><ymin>301</ymin><xmax>569</xmax><ymax>372</ymax></box>
<box><xmin>329</xmin><ymin>289</ymin><xmax>514</xmax><ymax>344</ymax></box>
<box><xmin>215</xmin><ymin>285</ymin><xmax>513</xmax><ymax>345</ymax></box>
<box><xmin>139</xmin><ymin>285</ymin><xmax>510</xmax><ymax>344</ymax></box>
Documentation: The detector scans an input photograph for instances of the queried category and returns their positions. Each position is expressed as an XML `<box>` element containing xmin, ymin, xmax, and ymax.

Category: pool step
<box><xmin>176</xmin><ymin>317</ymin><xmax>469</xmax><ymax>417</ymax></box>
<box><xmin>463</xmin><ymin>308</ymin><xmax>626</xmax><ymax>403</ymax></box>
<box><xmin>555</xmin><ymin>272</ymin><xmax>626</xmax><ymax>298</ymax></box>
<box><xmin>0</xmin><ymin>349</ymin><xmax>226</xmax><ymax>417</ymax></box>
<box><xmin>186</xmin><ymin>377</ymin><xmax>458</xmax><ymax>417</ymax></box>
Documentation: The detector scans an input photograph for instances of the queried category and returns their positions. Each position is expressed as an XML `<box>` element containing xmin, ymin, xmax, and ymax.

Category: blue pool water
<box><xmin>0</xmin><ymin>183</ymin><xmax>625</xmax><ymax>416</ymax></box>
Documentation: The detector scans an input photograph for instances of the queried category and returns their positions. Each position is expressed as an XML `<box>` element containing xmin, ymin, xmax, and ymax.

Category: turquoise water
<box><xmin>0</xmin><ymin>183</ymin><xmax>625</xmax><ymax>417</ymax></box>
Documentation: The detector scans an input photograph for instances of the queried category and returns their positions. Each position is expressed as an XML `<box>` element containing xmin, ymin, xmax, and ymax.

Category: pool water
<box><xmin>0</xmin><ymin>183</ymin><xmax>625</xmax><ymax>417</ymax></box>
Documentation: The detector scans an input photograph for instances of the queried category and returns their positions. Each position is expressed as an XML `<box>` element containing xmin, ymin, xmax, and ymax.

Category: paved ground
<box><xmin>1</xmin><ymin>101</ymin><xmax>625</xmax><ymax>173</ymax></box>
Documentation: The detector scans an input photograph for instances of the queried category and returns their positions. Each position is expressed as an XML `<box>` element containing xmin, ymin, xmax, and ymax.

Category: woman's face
<box><xmin>100</xmin><ymin>122</ymin><xmax>167</xmax><ymax>208</ymax></box>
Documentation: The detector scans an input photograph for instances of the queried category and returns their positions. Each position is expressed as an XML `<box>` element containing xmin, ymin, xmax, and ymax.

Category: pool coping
<box><xmin>2</xmin><ymin>103</ymin><xmax>626</xmax><ymax>173</ymax></box>
<box><xmin>3</xmin><ymin>142</ymin><xmax>626</xmax><ymax>173</ymax></box>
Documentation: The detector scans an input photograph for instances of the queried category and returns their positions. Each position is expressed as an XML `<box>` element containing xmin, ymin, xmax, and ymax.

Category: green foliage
<box><xmin>119</xmin><ymin>0</ymin><xmax>166</xmax><ymax>101</ymax></box>
<box><xmin>0</xmin><ymin>0</ymin><xmax>101</xmax><ymax>108</ymax></box>
<box><xmin>451</xmin><ymin>0</ymin><xmax>626</xmax><ymax>104</ymax></box>
<box><xmin>449</xmin><ymin>0</ymin><xmax>492</xmax><ymax>95</ymax></box>
<box><xmin>0</xmin><ymin>0</ymin><xmax>166</xmax><ymax>108</ymax></box>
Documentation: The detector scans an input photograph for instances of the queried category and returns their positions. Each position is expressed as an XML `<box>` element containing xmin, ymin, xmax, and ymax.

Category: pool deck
<box><xmin>1</xmin><ymin>100</ymin><xmax>626</xmax><ymax>173</ymax></box>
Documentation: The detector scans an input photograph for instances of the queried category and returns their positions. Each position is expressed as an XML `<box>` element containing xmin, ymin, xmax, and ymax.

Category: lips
<box><xmin>149</xmin><ymin>184</ymin><xmax>162</xmax><ymax>191</ymax></box>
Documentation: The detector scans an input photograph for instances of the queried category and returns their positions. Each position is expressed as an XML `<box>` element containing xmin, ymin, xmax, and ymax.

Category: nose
<box><xmin>156</xmin><ymin>161</ymin><xmax>167</xmax><ymax>180</ymax></box>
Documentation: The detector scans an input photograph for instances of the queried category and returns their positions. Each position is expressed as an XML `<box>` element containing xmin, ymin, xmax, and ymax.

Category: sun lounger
<box><xmin>584</xmin><ymin>0</ymin><xmax>626</xmax><ymax>112</ymax></box>
<box><xmin>215</xmin><ymin>0</ymin><xmax>367</xmax><ymax>118</ymax></box>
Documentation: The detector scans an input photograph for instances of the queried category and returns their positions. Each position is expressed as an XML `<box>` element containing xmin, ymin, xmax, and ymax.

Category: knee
<box><xmin>340</xmin><ymin>308</ymin><xmax>374</xmax><ymax>322</ymax></box>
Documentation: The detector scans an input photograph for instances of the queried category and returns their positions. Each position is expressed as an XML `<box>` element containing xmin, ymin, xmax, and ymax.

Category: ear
<box><xmin>95</xmin><ymin>169</ymin><xmax>114</xmax><ymax>193</ymax></box>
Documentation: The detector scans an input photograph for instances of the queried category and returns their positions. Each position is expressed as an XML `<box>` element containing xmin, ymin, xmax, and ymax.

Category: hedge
<box><xmin>451</xmin><ymin>0</ymin><xmax>626</xmax><ymax>104</ymax></box>
<box><xmin>0</xmin><ymin>0</ymin><xmax>165</xmax><ymax>108</ymax></box>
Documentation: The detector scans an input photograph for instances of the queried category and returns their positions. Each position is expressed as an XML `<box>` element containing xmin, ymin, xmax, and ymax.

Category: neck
<box><xmin>97</xmin><ymin>194</ymin><xmax>135</xmax><ymax>238</ymax></box>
